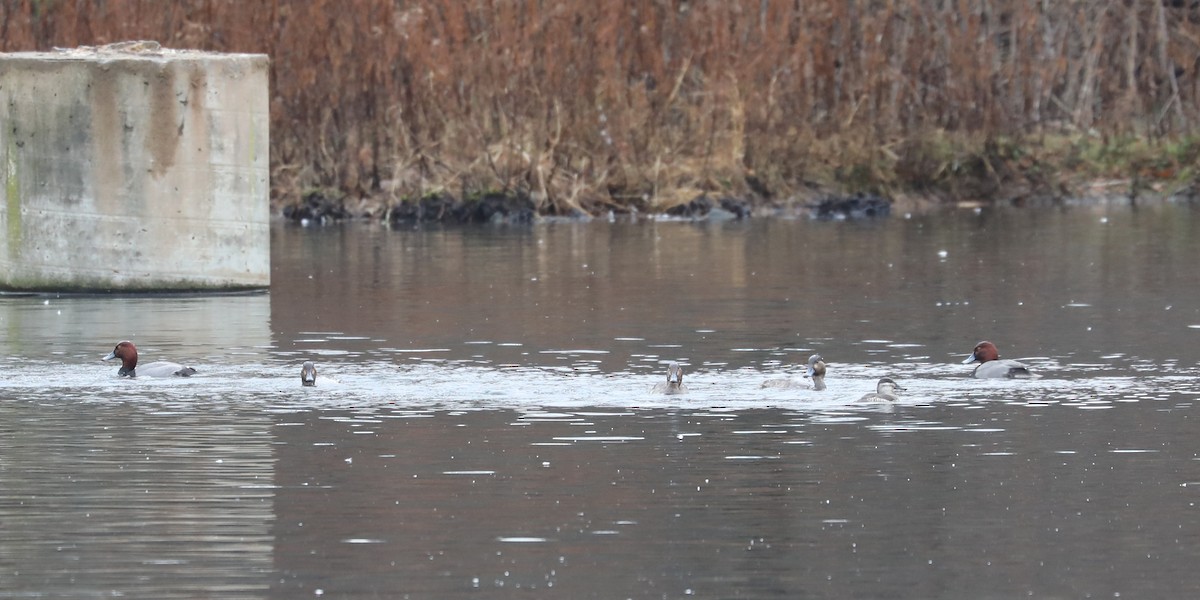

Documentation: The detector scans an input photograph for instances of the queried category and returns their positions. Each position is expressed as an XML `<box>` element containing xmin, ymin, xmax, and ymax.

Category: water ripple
<box><xmin>1</xmin><ymin>357</ymin><xmax>1196</xmax><ymax>411</ymax></box>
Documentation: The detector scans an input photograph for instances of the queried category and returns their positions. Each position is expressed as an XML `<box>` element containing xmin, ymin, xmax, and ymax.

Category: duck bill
<box><xmin>102</xmin><ymin>351</ymin><xmax>117</xmax><ymax>361</ymax></box>
<box><xmin>961</xmin><ymin>353</ymin><xmax>978</xmax><ymax>364</ymax></box>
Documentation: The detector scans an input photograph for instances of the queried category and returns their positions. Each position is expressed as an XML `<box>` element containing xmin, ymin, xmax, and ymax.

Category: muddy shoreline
<box><xmin>279</xmin><ymin>179</ymin><xmax>1199</xmax><ymax>225</ymax></box>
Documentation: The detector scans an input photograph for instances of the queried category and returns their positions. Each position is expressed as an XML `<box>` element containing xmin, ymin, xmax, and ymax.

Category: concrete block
<box><xmin>0</xmin><ymin>41</ymin><xmax>269</xmax><ymax>291</ymax></box>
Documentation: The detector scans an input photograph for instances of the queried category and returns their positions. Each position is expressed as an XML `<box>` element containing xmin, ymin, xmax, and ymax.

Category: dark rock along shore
<box><xmin>282</xmin><ymin>189</ymin><xmax>899</xmax><ymax>224</ymax></box>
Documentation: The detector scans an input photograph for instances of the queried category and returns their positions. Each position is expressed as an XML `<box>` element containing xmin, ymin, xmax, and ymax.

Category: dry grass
<box><xmin>3</xmin><ymin>0</ymin><xmax>1198</xmax><ymax>213</ymax></box>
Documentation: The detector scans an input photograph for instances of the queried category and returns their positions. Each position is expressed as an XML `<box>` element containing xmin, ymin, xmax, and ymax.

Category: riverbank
<box><xmin>280</xmin><ymin>181</ymin><xmax>1200</xmax><ymax>225</ymax></box>
<box><xmin>279</xmin><ymin>131</ymin><xmax>1200</xmax><ymax>224</ymax></box>
<box><xmin>4</xmin><ymin>1</ymin><xmax>1197</xmax><ymax>223</ymax></box>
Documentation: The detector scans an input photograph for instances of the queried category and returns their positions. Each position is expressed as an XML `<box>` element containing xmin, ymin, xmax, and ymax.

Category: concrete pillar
<box><xmin>0</xmin><ymin>41</ymin><xmax>269</xmax><ymax>291</ymax></box>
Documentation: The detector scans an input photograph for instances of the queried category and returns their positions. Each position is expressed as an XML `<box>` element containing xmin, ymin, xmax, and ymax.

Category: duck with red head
<box><xmin>962</xmin><ymin>341</ymin><xmax>1032</xmax><ymax>378</ymax></box>
<box><xmin>103</xmin><ymin>341</ymin><xmax>197</xmax><ymax>378</ymax></box>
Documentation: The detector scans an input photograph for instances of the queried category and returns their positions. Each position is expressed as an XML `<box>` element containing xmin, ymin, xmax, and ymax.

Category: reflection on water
<box><xmin>267</xmin><ymin>402</ymin><xmax>1200</xmax><ymax>598</ymax></box>
<box><xmin>269</xmin><ymin>204</ymin><xmax>1200</xmax><ymax>375</ymax></box>
<box><xmin>1</xmin><ymin>203</ymin><xmax>1199</xmax><ymax>597</ymax></box>
<box><xmin>0</xmin><ymin>402</ymin><xmax>273</xmax><ymax>598</ymax></box>
<box><xmin>0</xmin><ymin>293</ymin><xmax>271</xmax><ymax>366</ymax></box>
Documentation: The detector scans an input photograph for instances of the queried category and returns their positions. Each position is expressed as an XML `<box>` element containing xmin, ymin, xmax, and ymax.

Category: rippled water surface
<box><xmin>2</xmin><ymin>204</ymin><xmax>1199</xmax><ymax>598</ymax></box>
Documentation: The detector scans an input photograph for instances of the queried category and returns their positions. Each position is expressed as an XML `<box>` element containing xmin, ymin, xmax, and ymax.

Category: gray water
<box><xmin>2</xmin><ymin>203</ymin><xmax>1199</xmax><ymax>598</ymax></box>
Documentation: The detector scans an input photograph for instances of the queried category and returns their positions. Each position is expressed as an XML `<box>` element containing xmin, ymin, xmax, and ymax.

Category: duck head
<box><xmin>805</xmin><ymin>354</ymin><xmax>826</xmax><ymax>379</ymax></box>
<box><xmin>666</xmin><ymin>361</ymin><xmax>684</xmax><ymax>388</ymax></box>
<box><xmin>963</xmin><ymin>341</ymin><xmax>1001</xmax><ymax>364</ymax></box>
<box><xmin>301</xmin><ymin>361</ymin><xmax>317</xmax><ymax>386</ymax></box>
<box><xmin>876</xmin><ymin>377</ymin><xmax>903</xmax><ymax>395</ymax></box>
<box><xmin>103</xmin><ymin>340</ymin><xmax>138</xmax><ymax>377</ymax></box>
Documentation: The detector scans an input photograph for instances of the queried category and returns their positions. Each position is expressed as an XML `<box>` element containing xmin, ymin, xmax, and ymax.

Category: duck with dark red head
<box><xmin>962</xmin><ymin>341</ymin><xmax>1032</xmax><ymax>378</ymax></box>
<box><xmin>103</xmin><ymin>341</ymin><xmax>197</xmax><ymax>378</ymax></box>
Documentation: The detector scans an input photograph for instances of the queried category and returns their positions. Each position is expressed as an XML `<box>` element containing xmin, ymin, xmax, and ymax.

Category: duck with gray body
<box><xmin>652</xmin><ymin>361</ymin><xmax>687</xmax><ymax>394</ymax></box>
<box><xmin>763</xmin><ymin>354</ymin><xmax>827</xmax><ymax>390</ymax></box>
<box><xmin>806</xmin><ymin>354</ymin><xmax>827</xmax><ymax>391</ymax></box>
<box><xmin>103</xmin><ymin>340</ymin><xmax>196</xmax><ymax>378</ymax></box>
<box><xmin>859</xmin><ymin>377</ymin><xmax>903</xmax><ymax>402</ymax></box>
<box><xmin>963</xmin><ymin>341</ymin><xmax>1032</xmax><ymax>378</ymax></box>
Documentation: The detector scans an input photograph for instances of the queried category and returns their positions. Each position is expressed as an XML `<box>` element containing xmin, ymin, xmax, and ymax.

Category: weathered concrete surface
<box><xmin>0</xmin><ymin>42</ymin><xmax>269</xmax><ymax>291</ymax></box>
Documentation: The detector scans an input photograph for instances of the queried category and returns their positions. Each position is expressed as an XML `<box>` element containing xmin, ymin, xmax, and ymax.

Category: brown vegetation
<box><xmin>3</xmin><ymin>0</ymin><xmax>1198</xmax><ymax>216</ymax></box>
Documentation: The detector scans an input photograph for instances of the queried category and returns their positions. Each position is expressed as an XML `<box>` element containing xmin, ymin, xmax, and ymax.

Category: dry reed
<box><xmin>2</xmin><ymin>0</ymin><xmax>1197</xmax><ymax>214</ymax></box>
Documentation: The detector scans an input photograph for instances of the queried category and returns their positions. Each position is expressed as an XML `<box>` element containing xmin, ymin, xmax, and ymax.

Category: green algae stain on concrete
<box><xmin>4</xmin><ymin>137</ymin><xmax>20</xmax><ymax>260</ymax></box>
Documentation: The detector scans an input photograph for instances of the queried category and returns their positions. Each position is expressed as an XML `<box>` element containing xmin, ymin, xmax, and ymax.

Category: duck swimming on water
<box><xmin>806</xmin><ymin>354</ymin><xmax>827</xmax><ymax>391</ymax></box>
<box><xmin>762</xmin><ymin>354</ymin><xmax>827</xmax><ymax>391</ymax></box>
<box><xmin>651</xmin><ymin>361</ymin><xmax>686</xmax><ymax>394</ymax></box>
<box><xmin>859</xmin><ymin>377</ymin><xmax>903</xmax><ymax>402</ymax></box>
<box><xmin>962</xmin><ymin>341</ymin><xmax>1032</xmax><ymax>378</ymax></box>
<box><xmin>103</xmin><ymin>341</ymin><xmax>197</xmax><ymax>378</ymax></box>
